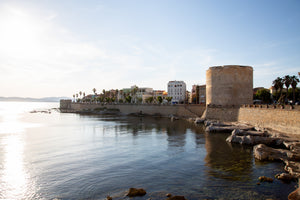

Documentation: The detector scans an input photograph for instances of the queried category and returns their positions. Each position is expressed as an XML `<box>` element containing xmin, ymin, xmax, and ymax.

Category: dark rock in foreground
<box><xmin>166</xmin><ymin>196</ymin><xmax>187</xmax><ymax>200</ymax></box>
<box><xmin>126</xmin><ymin>188</ymin><xmax>146</xmax><ymax>197</ymax></box>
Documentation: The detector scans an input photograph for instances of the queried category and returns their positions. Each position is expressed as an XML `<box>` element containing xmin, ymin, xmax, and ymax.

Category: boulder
<box><xmin>284</xmin><ymin>161</ymin><xmax>300</xmax><ymax>178</ymax></box>
<box><xmin>194</xmin><ymin>118</ymin><xmax>205</xmax><ymax>124</ymax></box>
<box><xmin>106</xmin><ymin>196</ymin><xmax>112</xmax><ymax>200</ymax></box>
<box><xmin>167</xmin><ymin>196</ymin><xmax>187</xmax><ymax>200</ymax></box>
<box><xmin>275</xmin><ymin>173</ymin><xmax>295</xmax><ymax>182</ymax></box>
<box><xmin>258</xmin><ymin>176</ymin><xmax>273</xmax><ymax>182</ymax></box>
<box><xmin>126</xmin><ymin>188</ymin><xmax>147</xmax><ymax>197</ymax></box>
<box><xmin>288</xmin><ymin>187</ymin><xmax>300</xmax><ymax>200</ymax></box>
<box><xmin>227</xmin><ymin>134</ymin><xmax>284</xmax><ymax>146</ymax></box>
<box><xmin>253</xmin><ymin>144</ymin><xmax>300</xmax><ymax>161</ymax></box>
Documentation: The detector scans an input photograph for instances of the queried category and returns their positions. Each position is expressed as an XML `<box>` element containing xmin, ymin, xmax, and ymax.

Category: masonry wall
<box><xmin>61</xmin><ymin>101</ymin><xmax>206</xmax><ymax>118</ymax></box>
<box><xmin>206</xmin><ymin>65</ymin><xmax>253</xmax><ymax>106</ymax></box>
<box><xmin>238</xmin><ymin>106</ymin><xmax>300</xmax><ymax>135</ymax></box>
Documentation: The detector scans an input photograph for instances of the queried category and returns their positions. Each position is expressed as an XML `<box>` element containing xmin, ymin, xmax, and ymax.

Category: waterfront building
<box><xmin>199</xmin><ymin>85</ymin><xmax>206</xmax><ymax>105</ymax></box>
<box><xmin>167</xmin><ymin>80</ymin><xmax>186</xmax><ymax>104</ymax></box>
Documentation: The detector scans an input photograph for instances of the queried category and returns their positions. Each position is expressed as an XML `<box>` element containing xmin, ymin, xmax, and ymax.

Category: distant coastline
<box><xmin>0</xmin><ymin>96</ymin><xmax>68</xmax><ymax>102</ymax></box>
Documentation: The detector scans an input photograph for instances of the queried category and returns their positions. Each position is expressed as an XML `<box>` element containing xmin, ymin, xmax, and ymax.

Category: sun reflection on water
<box><xmin>1</xmin><ymin>134</ymin><xmax>29</xmax><ymax>199</ymax></box>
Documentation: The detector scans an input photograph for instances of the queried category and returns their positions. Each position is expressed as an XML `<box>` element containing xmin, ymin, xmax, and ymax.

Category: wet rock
<box><xmin>253</xmin><ymin>144</ymin><xmax>300</xmax><ymax>161</ymax></box>
<box><xmin>166</xmin><ymin>196</ymin><xmax>187</xmax><ymax>200</ymax></box>
<box><xmin>126</xmin><ymin>188</ymin><xmax>147</xmax><ymax>197</ymax></box>
<box><xmin>195</xmin><ymin>118</ymin><xmax>205</xmax><ymax>124</ymax></box>
<box><xmin>166</xmin><ymin>193</ymin><xmax>172</xmax><ymax>197</ymax></box>
<box><xmin>258</xmin><ymin>176</ymin><xmax>273</xmax><ymax>182</ymax></box>
<box><xmin>284</xmin><ymin>161</ymin><xmax>300</xmax><ymax>178</ymax></box>
<box><xmin>288</xmin><ymin>187</ymin><xmax>300</xmax><ymax>200</ymax></box>
<box><xmin>275</xmin><ymin>173</ymin><xmax>295</xmax><ymax>182</ymax></box>
<box><xmin>227</xmin><ymin>133</ymin><xmax>284</xmax><ymax>146</ymax></box>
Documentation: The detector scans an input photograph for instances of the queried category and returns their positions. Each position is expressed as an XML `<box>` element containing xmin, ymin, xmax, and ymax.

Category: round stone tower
<box><xmin>206</xmin><ymin>65</ymin><xmax>253</xmax><ymax>106</ymax></box>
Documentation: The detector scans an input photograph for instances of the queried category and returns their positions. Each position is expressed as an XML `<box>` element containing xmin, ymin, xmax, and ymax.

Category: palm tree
<box><xmin>76</xmin><ymin>93</ymin><xmax>78</xmax><ymax>102</ymax></box>
<box><xmin>283</xmin><ymin>75</ymin><xmax>292</xmax><ymax>103</ymax></box>
<box><xmin>79</xmin><ymin>91</ymin><xmax>82</xmax><ymax>102</ymax></box>
<box><xmin>272</xmin><ymin>77</ymin><xmax>283</xmax><ymax>101</ymax></box>
<box><xmin>93</xmin><ymin>88</ymin><xmax>97</xmax><ymax>95</ymax></box>
<box><xmin>291</xmin><ymin>75</ymin><xmax>300</xmax><ymax>104</ymax></box>
<box><xmin>102</xmin><ymin>89</ymin><xmax>106</xmax><ymax>97</ymax></box>
<box><xmin>73</xmin><ymin>94</ymin><xmax>75</xmax><ymax>102</ymax></box>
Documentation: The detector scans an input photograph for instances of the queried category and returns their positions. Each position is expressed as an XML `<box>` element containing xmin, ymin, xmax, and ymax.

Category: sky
<box><xmin>0</xmin><ymin>0</ymin><xmax>299</xmax><ymax>98</ymax></box>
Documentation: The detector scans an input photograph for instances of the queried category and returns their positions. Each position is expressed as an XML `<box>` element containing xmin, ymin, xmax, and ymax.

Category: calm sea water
<box><xmin>0</xmin><ymin>102</ymin><xmax>296</xmax><ymax>199</ymax></box>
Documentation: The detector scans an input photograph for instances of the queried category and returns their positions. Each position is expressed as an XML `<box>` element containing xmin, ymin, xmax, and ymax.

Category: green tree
<box><xmin>166</xmin><ymin>96</ymin><xmax>172</xmax><ymax>103</ymax></box>
<box><xmin>291</xmin><ymin>75</ymin><xmax>300</xmax><ymax>104</ymax></box>
<box><xmin>256</xmin><ymin>89</ymin><xmax>272</xmax><ymax>104</ymax></box>
<box><xmin>146</xmin><ymin>96</ymin><xmax>154</xmax><ymax>103</ymax></box>
<box><xmin>125</xmin><ymin>95</ymin><xmax>132</xmax><ymax>103</ymax></box>
<box><xmin>283</xmin><ymin>75</ymin><xmax>292</xmax><ymax>103</ymax></box>
<box><xmin>93</xmin><ymin>88</ymin><xmax>97</xmax><ymax>95</ymax></box>
<box><xmin>157</xmin><ymin>96</ymin><xmax>163</xmax><ymax>104</ymax></box>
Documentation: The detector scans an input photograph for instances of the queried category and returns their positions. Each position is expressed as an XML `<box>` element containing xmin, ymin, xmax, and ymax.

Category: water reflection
<box><xmin>204</xmin><ymin>133</ymin><xmax>253</xmax><ymax>181</ymax></box>
<box><xmin>0</xmin><ymin>134</ymin><xmax>29</xmax><ymax>199</ymax></box>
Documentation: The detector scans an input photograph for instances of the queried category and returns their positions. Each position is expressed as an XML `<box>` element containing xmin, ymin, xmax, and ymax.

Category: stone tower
<box><xmin>206</xmin><ymin>65</ymin><xmax>253</xmax><ymax>106</ymax></box>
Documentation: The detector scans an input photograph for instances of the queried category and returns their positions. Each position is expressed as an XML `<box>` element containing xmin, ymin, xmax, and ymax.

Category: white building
<box><xmin>167</xmin><ymin>81</ymin><xmax>186</xmax><ymax>103</ymax></box>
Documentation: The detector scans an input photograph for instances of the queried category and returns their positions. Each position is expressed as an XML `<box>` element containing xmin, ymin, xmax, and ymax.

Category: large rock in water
<box><xmin>284</xmin><ymin>161</ymin><xmax>300</xmax><ymax>178</ymax></box>
<box><xmin>126</xmin><ymin>188</ymin><xmax>146</xmax><ymax>197</ymax></box>
<box><xmin>226</xmin><ymin>133</ymin><xmax>283</xmax><ymax>146</ymax></box>
<box><xmin>288</xmin><ymin>187</ymin><xmax>300</xmax><ymax>200</ymax></box>
<box><xmin>253</xmin><ymin>144</ymin><xmax>300</xmax><ymax>161</ymax></box>
<box><xmin>167</xmin><ymin>196</ymin><xmax>187</xmax><ymax>200</ymax></box>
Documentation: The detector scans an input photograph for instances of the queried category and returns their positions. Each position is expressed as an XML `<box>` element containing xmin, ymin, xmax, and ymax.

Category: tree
<box><xmin>157</xmin><ymin>96</ymin><xmax>163</xmax><ymax>104</ymax></box>
<box><xmin>273</xmin><ymin>77</ymin><xmax>283</xmax><ymax>102</ymax></box>
<box><xmin>166</xmin><ymin>97</ymin><xmax>173</xmax><ymax>103</ymax></box>
<box><xmin>283</xmin><ymin>75</ymin><xmax>292</xmax><ymax>103</ymax></box>
<box><xmin>125</xmin><ymin>95</ymin><xmax>132</xmax><ymax>103</ymax></box>
<box><xmin>73</xmin><ymin>94</ymin><xmax>75</xmax><ymax>102</ymax></box>
<box><xmin>76</xmin><ymin>93</ymin><xmax>79</xmax><ymax>102</ymax></box>
<box><xmin>79</xmin><ymin>91</ymin><xmax>82</xmax><ymax>101</ymax></box>
<box><xmin>255</xmin><ymin>89</ymin><xmax>272</xmax><ymax>104</ymax></box>
<box><xmin>291</xmin><ymin>75</ymin><xmax>300</xmax><ymax>104</ymax></box>
<box><xmin>93</xmin><ymin>88</ymin><xmax>97</xmax><ymax>95</ymax></box>
<box><xmin>146</xmin><ymin>96</ymin><xmax>154</xmax><ymax>103</ymax></box>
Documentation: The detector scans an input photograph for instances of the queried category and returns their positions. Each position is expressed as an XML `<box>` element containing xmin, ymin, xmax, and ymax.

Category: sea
<box><xmin>0</xmin><ymin>101</ymin><xmax>296</xmax><ymax>200</ymax></box>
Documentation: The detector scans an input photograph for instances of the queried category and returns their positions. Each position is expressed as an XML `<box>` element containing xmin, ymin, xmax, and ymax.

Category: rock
<box><xmin>288</xmin><ymin>187</ymin><xmax>300</xmax><ymax>200</ymax></box>
<box><xmin>206</xmin><ymin>125</ymin><xmax>237</xmax><ymax>133</ymax></box>
<box><xmin>195</xmin><ymin>118</ymin><xmax>205</xmax><ymax>124</ymax></box>
<box><xmin>258</xmin><ymin>176</ymin><xmax>273</xmax><ymax>182</ymax></box>
<box><xmin>233</xmin><ymin>129</ymin><xmax>269</xmax><ymax>137</ymax></box>
<box><xmin>253</xmin><ymin>144</ymin><xmax>300</xmax><ymax>161</ymax></box>
<box><xmin>227</xmin><ymin>134</ymin><xmax>284</xmax><ymax>146</ymax></box>
<box><xmin>166</xmin><ymin>193</ymin><xmax>172</xmax><ymax>197</ymax></box>
<box><xmin>275</xmin><ymin>173</ymin><xmax>295</xmax><ymax>182</ymax></box>
<box><xmin>106</xmin><ymin>196</ymin><xmax>112</xmax><ymax>200</ymax></box>
<box><xmin>284</xmin><ymin>161</ymin><xmax>300</xmax><ymax>178</ymax></box>
<box><xmin>126</xmin><ymin>188</ymin><xmax>147</xmax><ymax>197</ymax></box>
<box><xmin>167</xmin><ymin>196</ymin><xmax>187</xmax><ymax>200</ymax></box>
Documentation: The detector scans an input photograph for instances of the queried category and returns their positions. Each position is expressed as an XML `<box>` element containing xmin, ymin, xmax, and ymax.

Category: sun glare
<box><xmin>0</xmin><ymin>7</ymin><xmax>42</xmax><ymax>58</ymax></box>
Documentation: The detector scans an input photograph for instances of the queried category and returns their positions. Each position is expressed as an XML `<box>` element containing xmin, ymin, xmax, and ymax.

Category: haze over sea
<box><xmin>0</xmin><ymin>102</ymin><xmax>296</xmax><ymax>199</ymax></box>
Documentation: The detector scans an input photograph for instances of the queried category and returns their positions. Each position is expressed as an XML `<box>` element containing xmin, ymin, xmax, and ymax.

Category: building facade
<box><xmin>167</xmin><ymin>81</ymin><xmax>186</xmax><ymax>104</ymax></box>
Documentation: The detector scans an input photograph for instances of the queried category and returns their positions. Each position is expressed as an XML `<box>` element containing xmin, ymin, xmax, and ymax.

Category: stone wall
<box><xmin>202</xmin><ymin>106</ymin><xmax>240</xmax><ymax>122</ymax></box>
<box><xmin>238</xmin><ymin>106</ymin><xmax>300</xmax><ymax>135</ymax></box>
<box><xmin>60</xmin><ymin>101</ymin><xmax>206</xmax><ymax>118</ymax></box>
<box><xmin>206</xmin><ymin>65</ymin><xmax>253</xmax><ymax>106</ymax></box>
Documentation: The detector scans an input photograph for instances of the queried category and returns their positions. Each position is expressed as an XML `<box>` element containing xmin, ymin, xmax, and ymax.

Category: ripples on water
<box><xmin>0</xmin><ymin>102</ymin><xmax>297</xmax><ymax>199</ymax></box>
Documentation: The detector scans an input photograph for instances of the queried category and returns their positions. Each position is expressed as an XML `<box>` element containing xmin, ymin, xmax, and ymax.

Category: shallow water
<box><xmin>0</xmin><ymin>102</ymin><xmax>296</xmax><ymax>199</ymax></box>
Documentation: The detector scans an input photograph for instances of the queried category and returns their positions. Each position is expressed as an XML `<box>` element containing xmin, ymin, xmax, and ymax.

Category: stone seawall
<box><xmin>60</xmin><ymin>101</ymin><xmax>206</xmax><ymax>118</ymax></box>
<box><xmin>204</xmin><ymin>105</ymin><xmax>300</xmax><ymax>135</ymax></box>
<box><xmin>238</xmin><ymin>106</ymin><xmax>300</xmax><ymax>135</ymax></box>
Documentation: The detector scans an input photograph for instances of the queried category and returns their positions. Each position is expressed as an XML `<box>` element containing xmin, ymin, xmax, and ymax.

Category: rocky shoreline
<box><xmin>200</xmin><ymin>119</ymin><xmax>300</xmax><ymax>200</ymax></box>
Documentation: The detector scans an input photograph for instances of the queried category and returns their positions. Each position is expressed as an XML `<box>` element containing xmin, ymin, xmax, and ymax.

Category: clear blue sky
<box><xmin>0</xmin><ymin>0</ymin><xmax>299</xmax><ymax>97</ymax></box>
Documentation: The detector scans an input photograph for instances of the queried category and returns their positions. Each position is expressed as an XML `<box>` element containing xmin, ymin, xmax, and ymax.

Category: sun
<box><xmin>0</xmin><ymin>6</ymin><xmax>42</xmax><ymax>58</ymax></box>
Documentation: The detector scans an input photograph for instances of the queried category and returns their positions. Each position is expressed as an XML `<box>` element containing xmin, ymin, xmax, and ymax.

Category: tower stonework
<box><xmin>206</xmin><ymin>65</ymin><xmax>253</xmax><ymax>106</ymax></box>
